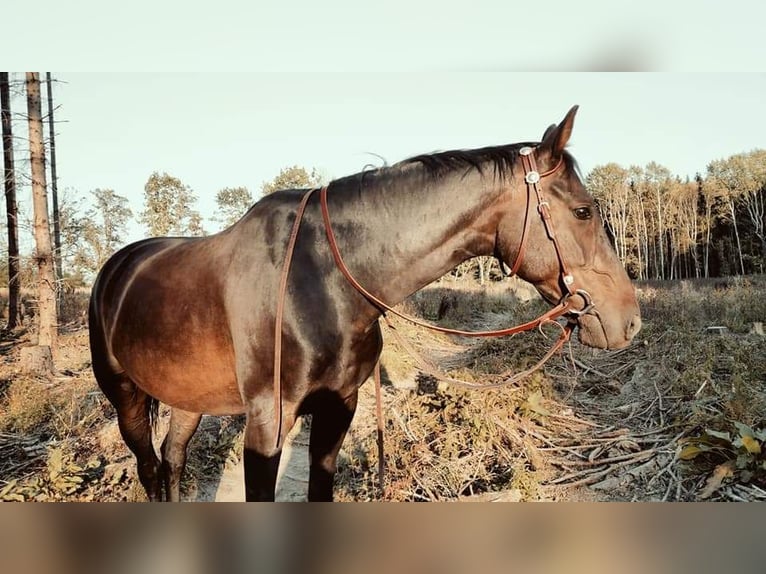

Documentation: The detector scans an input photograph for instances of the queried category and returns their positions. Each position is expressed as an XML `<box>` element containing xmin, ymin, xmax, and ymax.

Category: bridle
<box><xmin>271</xmin><ymin>146</ymin><xmax>598</xmax><ymax>492</ymax></box>
<box><xmin>514</xmin><ymin>146</ymin><xmax>595</xmax><ymax>317</ymax></box>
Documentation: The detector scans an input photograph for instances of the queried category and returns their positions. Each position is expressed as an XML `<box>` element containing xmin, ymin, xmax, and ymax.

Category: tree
<box><xmin>697</xmin><ymin>172</ymin><xmax>719</xmax><ymax>278</ymax></box>
<box><xmin>140</xmin><ymin>171</ymin><xmax>205</xmax><ymax>237</ymax></box>
<box><xmin>1</xmin><ymin>72</ymin><xmax>21</xmax><ymax>330</ymax></box>
<box><xmin>62</xmin><ymin>188</ymin><xmax>133</xmax><ymax>279</ymax></box>
<box><xmin>46</xmin><ymin>72</ymin><xmax>62</xmax><ymax>282</ymax></box>
<box><xmin>213</xmin><ymin>186</ymin><xmax>253</xmax><ymax>228</ymax></box>
<box><xmin>706</xmin><ymin>155</ymin><xmax>753</xmax><ymax>275</ymax></box>
<box><xmin>665</xmin><ymin>178</ymin><xmax>700</xmax><ymax>279</ymax></box>
<box><xmin>24</xmin><ymin>72</ymin><xmax>57</xmax><ymax>372</ymax></box>
<box><xmin>738</xmin><ymin>149</ymin><xmax>766</xmax><ymax>266</ymax></box>
<box><xmin>261</xmin><ymin>165</ymin><xmax>322</xmax><ymax>196</ymax></box>
<box><xmin>641</xmin><ymin>163</ymin><xmax>673</xmax><ymax>280</ymax></box>
<box><xmin>587</xmin><ymin>163</ymin><xmax>633</xmax><ymax>270</ymax></box>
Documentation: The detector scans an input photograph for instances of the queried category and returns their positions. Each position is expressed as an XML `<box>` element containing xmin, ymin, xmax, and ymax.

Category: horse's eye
<box><xmin>574</xmin><ymin>207</ymin><xmax>592</xmax><ymax>220</ymax></box>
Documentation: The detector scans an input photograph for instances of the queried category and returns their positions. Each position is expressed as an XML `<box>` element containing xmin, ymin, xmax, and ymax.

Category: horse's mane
<box><xmin>330</xmin><ymin>143</ymin><xmax>581</xmax><ymax>191</ymax></box>
<box><xmin>401</xmin><ymin>143</ymin><xmax>532</xmax><ymax>180</ymax></box>
<box><xmin>401</xmin><ymin>143</ymin><xmax>581</xmax><ymax>182</ymax></box>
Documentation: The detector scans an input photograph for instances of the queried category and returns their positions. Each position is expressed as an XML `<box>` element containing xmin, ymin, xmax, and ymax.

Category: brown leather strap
<box><xmin>373</xmin><ymin>361</ymin><xmax>386</xmax><ymax>497</ymax></box>
<box><xmin>273</xmin><ymin>188</ymin><xmax>317</xmax><ymax>449</ymax></box>
<box><xmin>319</xmin><ymin>185</ymin><xmax>572</xmax><ymax>337</ymax></box>
<box><xmin>507</xmin><ymin>154</ymin><xmax>561</xmax><ymax>276</ymax></box>
<box><xmin>521</xmin><ymin>152</ymin><xmax>577</xmax><ymax>297</ymax></box>
<box><xmin>508</xmin><ymin>169</ymin><xmax>532</xmax><ymax>277</ymax></box>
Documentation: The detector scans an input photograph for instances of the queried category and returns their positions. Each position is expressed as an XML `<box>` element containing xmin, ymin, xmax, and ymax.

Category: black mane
<box><xmin>331</xmin><ymin>142</ymin><xmax>579</xmax><ymax>191</ymax></box>
<box><xmin>403</xmin><ymin>143</ymin><xmax>533</xmax><ymax>180</ymax></box>
<box><xmin>401</xmin><ymin>142</ymin><xmax>586</xmax><ymax>183</ymax></box>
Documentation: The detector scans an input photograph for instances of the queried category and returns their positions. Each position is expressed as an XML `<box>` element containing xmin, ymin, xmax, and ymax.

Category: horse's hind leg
<box><xmin>161</xmin><ymin>408</ymin><xmax>202</xmax><ymax>502</ymax></box>
<box><xmin>308</xmin><ymin>390</ymin><xmax>358</xmax><ymax>501</ymax></box>
<box><xmin>98</xmin><ymin>374</ymin><xmax>163</xmax><ymax>501</ymax></box>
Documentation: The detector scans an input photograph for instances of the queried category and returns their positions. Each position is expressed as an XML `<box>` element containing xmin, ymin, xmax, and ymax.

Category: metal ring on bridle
<box><xmin>519</xmin><ymin>146</ymin><xmax>534</xmax><ymax>156</ymax></box>
<box><xmin>566</xmin><ymin>289</ymin><xmax>596</xmax><ymax>316</ymax></box>
<box><xmin>525</xmin><ymin>171</ymin><xmax>540</xmax><ymax>184</ymax></box>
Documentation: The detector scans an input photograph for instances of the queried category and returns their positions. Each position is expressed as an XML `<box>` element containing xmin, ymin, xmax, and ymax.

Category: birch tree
<box><xmin>738</xmin><ymin>149</ymin><xmax>766</xmax><ymax>267</ymax></box>
<box><xmin>587</xmin><ymin>163</ymin><xmax>633</xmax><ymax>268</ymax></box>
<box><xmin>707</xmin><ymin>155</ymin><xmax>749</xmax><ymax>275</ymax></box>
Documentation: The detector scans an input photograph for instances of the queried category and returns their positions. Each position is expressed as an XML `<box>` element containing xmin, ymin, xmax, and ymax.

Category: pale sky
<box><xmin>36</xmin><ymin>73</ymin><xmax>764</xmax><ymax>242</ymax></box>
<box><xmin>8</xmin><ymin>1</ymin><xmax>766</xmax><ymax>72</ymax></box>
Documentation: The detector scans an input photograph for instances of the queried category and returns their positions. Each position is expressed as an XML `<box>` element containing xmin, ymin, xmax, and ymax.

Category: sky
<box><xmin>30</xmin><ymin>73</ymin><xmax>763</xmax><ymax>243</ymax></box>
<box><xmin>7</xmin><ymin>1</ymin><xmax>766</xmax><ymax>71</ymax></box>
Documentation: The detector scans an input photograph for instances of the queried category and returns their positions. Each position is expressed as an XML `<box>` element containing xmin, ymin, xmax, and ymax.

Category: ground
<box><xmin>1</xmin><ymin>277</ymin><xmax>765</xmax><ymax>502</ymax></box>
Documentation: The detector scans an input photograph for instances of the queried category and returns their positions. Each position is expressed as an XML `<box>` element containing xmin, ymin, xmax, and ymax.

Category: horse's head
<box><xmin>496</xmin><ymin>106</ymin><xmax>641</xmax><ymax>349</ymax></box>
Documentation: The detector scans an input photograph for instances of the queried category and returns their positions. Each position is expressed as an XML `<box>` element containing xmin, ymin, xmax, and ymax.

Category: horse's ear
<box><xmin>540</xmin><ymin>105</ymin><xmax>579</xmax><ymax>158</ymax></box>
<box><xmin>541</xmin><ymin>124</ymin><xmax>557</xmax><ymax>142</ymax></box>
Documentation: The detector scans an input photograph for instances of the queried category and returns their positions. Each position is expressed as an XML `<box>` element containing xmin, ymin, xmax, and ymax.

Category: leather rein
<box><xmin>272</xmin><ymin>146</ymin><xmax>596</xmax><ymax>493</ymax></box>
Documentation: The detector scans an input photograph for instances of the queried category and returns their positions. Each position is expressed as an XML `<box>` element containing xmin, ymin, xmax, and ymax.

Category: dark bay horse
<box><xmin>89</xmin><ymin>106</ymin><xmax>641</xmax><ymax>501</ymax></box>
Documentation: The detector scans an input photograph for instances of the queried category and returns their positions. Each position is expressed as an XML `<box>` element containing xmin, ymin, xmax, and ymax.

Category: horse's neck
<box><xmin>329</xmin><ymin>168</ymin><xmax>504</xmax><ymax>308</ymax></box>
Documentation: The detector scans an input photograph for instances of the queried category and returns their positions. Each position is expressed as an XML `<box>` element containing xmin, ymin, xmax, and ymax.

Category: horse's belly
<box><xmin>115</xmin><ymin>332</ymin><xmax>245</xmax><ymax>416</ymax></box>
<box><xmin>139</xmin><ymin>367</ymin><xmax>245</xmax><ymax>416</ymax></box>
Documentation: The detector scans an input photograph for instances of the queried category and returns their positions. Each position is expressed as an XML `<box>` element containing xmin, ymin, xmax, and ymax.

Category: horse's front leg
<box><xmin>308</xmin><ymin>390</ymin><xmax>358</xmax><ymax>502</ymax></box>
<box><xmin>243</xmin><ymin>401</ymin><xmax>295</xmax><ymax>501</ymax></box>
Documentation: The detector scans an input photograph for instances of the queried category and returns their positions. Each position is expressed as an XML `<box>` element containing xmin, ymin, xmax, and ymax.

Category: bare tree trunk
<box><xmin>1</xmin><ymin>73</ymin><xmax>21</xmax><ymax>330</ymax></box>
<box><xmin>655</xmin><ymin>188</ymin><xmax>665</xmax><ymax>280</ymax></box>
<box><xmin>729</xmin><ymin>200</ymin><xmax>745</xmax><ymax>275</ymax></box>
<box><xmin>46</xmin><ymin>72</ymin><xmax>62</xmax><ymax>284</ymax></box>
<box><xmin>704</xmin><ymin>204</ymin><xmax>712</xmax><ymax>278</ymax></box>
<box><xmin>26</xmin><ymin>72</ymin><xmax>57</xmax><ymax>364</ymax></box>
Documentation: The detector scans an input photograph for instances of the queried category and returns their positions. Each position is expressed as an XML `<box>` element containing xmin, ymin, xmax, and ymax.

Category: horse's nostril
<box><xmin>626</xmin><ymin>314</ymin><xmax>642</xmax><ymax>339</ymax></box>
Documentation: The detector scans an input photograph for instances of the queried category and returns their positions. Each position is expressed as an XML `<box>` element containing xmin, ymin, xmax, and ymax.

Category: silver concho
<box><xmin>519</xmin><ymin>146</ymin><xmax>534</xmax><ymax>156</ymax></box>
<box><xmin>525</xmin><ymin>171</ymin><xmax>540</xmax><ymax>184</ymax></box>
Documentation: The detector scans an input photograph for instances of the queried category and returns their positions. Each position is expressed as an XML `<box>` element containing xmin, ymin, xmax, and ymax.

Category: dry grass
<box><xmin>0</xmin><ymin>377</ymin><xmax>56</xmax><ymax>434</ymax></box>
<box><xmin>335</xmin><ymin>276</ymin><xmax>766</xmax><ymax>502</ymax></box>
<box><xmin>0</xmin><ymin>294</ymin><xmax>122</xmax><ymax>501</ymax></box>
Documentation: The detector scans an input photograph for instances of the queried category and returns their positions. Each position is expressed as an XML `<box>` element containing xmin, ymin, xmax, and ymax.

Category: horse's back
<box><xmin>91</xmin><ymin>237</ymin><xmax>188</xmax><ymax>332</ymax></box>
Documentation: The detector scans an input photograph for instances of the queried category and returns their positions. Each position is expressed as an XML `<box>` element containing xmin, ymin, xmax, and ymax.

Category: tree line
<box><xmin>60</xmin><ymin>166</ymin><xmax>322</xmax><ymax>283</ymax></box>
<box><xmin>587</xmin><ymin>151</ymin><xmax>766</xmax><ymax>281</ymax></box>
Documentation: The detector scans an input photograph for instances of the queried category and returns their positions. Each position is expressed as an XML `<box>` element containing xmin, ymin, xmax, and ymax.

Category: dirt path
<box><xmin>209</xmin><ymin>418</ymin><xmax>311</xmax><ymax>502</ymax></box>
<box><xmin>205</xmin><ymin>402</ymin><xmax>382</xmax><ymax>502</ymax></box>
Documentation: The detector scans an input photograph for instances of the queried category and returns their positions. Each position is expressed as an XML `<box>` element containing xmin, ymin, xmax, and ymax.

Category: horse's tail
<box><xmin>148</xmin><ymin>396</ymin><xmax>160</xmax><ymax>431</ymax></box>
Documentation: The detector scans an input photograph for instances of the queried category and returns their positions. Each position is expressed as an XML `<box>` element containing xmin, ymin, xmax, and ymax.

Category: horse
<box><xmin>88</xmin><ymin>106</ymin><xmax>641</xmax><ymax>501</ymax></box>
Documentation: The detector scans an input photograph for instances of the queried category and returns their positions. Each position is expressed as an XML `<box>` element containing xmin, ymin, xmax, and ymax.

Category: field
<box><xmin>1</xmin><ymin>277</ymin><xmax>765</xmax><ymax>502</ymax></box>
